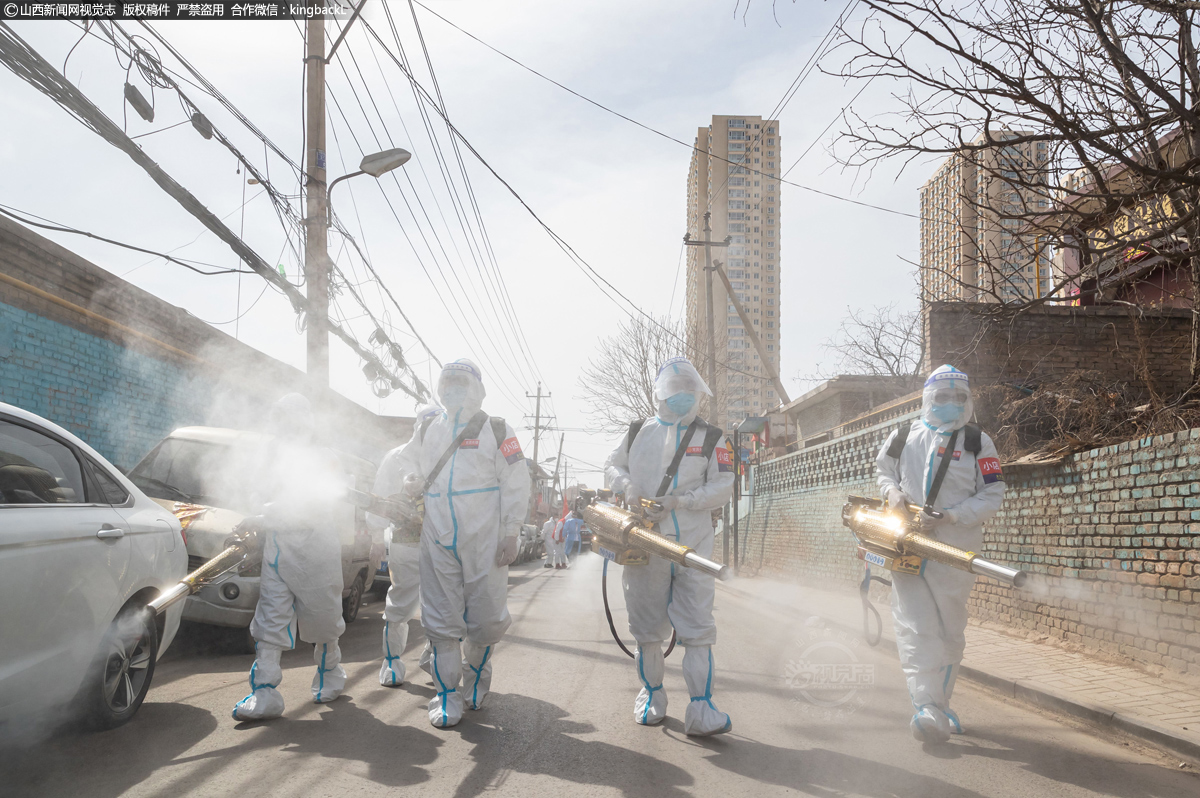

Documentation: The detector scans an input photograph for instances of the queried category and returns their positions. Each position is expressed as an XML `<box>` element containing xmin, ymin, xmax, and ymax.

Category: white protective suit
<box><xmin>393</xmin><ymin>360</ymin><xmax>531</xmax><ymax>728</ymax></box>
<box><xmin>233</xmin><ymin>393</ymin><xmax>348</xmax><ymax>722</ymax></box>
<box><xmin>550</xmin><ymin>517</ymin><xmax>569</xmax><ymax>568</ymax></box>
<box><xmin>876</xmin><ymin>365</ymin><xmax>1006</xmax><ymax>742</ymax></box>
<box><xmin>371</xmin><ymin>403</ymin><xmax>443</xmax><ymax>687</ymax></box>
<box><xmin>540</xmin><ymin>518</ymin><xmax>556</xmax><ymax>568</ymax></box>
<box><xmin>604</xmin><ymin>357</ymin><xmax>735</xmax><ymax>737</ymax></box>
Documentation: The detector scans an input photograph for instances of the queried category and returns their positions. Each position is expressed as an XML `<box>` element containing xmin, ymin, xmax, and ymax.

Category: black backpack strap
<box><xmin>700</xmin><ymin>425</ymin><xmax>725</xmax><ymax>462</ymax></box>
<box><xmin>422</xmin><ymin>410</ymin><xmax>489</xmax><ymax>495</ymax></box>
<box><xmin>886</xmin><ymin>421</ymin><xmax>911</xmax><ymax>459</ymax></box>
<box><xmin>964</xmin><ymin>423</ymin><xmax>982</xmax><ymax>455</ymax></box>
<box><xmin>624</xmin><ymin>419</ymin><xmax>645</xmax><ymax>453</ymax></box>
<box><xmin>655</xmin><ymin>418</ymin><xmax>706</xmax><ymax>498</ymax></box>
<box><xmin>489</xmin><ymin>417</ymin><xmax>507</xmax><ymax>448</ymax></box>
<box><xmin>925</xmin><ymin>428</ymin><xmax>961</xmax><ymax>508</ymax></box>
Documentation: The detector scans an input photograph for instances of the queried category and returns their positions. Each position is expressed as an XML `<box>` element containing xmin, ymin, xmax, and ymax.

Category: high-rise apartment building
<box><xmin>685</xmin><ymin>115</ymin><xmax>782</xmax><ymax>431</ymax></box>
<box><xmin>919</xmin><ymin>131</ymin><xmax>1052</xmax><ymax>302</ymax></box>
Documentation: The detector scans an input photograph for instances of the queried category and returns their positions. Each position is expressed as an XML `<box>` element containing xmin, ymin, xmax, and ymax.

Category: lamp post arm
<box><xmin>326</xmin><ymin>170</ymin><xmax>364</xmax><ymax>227</ymax></box>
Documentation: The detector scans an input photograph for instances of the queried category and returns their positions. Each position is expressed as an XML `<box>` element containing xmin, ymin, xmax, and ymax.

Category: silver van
<box><xmin>127</xmin><ymin>427</ymin><xmax>382</xmax><ymax>634</ymax></box>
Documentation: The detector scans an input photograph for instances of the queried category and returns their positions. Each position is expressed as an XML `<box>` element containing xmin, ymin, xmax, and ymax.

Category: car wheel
<box><xmin>86</xmin><ymin>605</ymin><xmax>158</xmax><ymax>730</ymax></box>
<box><xmin>342</xmin><ymin>572</ymin><xmax>366</xmax><ymax>624</ymax></box>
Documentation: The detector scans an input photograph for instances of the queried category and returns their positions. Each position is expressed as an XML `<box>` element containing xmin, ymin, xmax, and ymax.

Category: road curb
<box><xmin>717</xmin><ymin>580</ymin><xmax>1200</xmax><ymax>764</ymax></box>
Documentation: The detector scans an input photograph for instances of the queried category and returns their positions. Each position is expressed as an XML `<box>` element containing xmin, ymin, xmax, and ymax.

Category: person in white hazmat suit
<box><xmin>604</xmin><ymin>356</ymin><xmax>735</xmax><ymax>737</ymax></box>
<box><xmin>876</xmin><ymin>365</ymin><xmax>1006</xmax><ymax>743</ymax></box>
<box><xmin>550</xmin><ymin>516</ymin><xmax>569</xmax><ymax>569</ymax></box>
<box><xmin>232</xmin><ymin>393</ymin><xmax>349</xmax><ymax>721</ymax></box>
<box><xmin>392</xmin><ymin>359</ymin><xmax>531</xmax><ymax>728</ymax></box>
<box><xmin>540</xmin><ymin>517</ymin><xmax>556</xmax><ymax>569</ymax></box>
<box><xmin>371</xmin><ymin>403</ymin><xmax>442</xmax><ymax>687</ymax></box>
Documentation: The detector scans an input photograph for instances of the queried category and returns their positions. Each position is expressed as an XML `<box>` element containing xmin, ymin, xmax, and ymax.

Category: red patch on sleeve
<box><xmin>979</xmin><ymin>457</ymin><xmax>1004</xmax><ymax>483</ymax></box>
<box><xmin>716</xmin><ymin>445</ymin><xmax>733</xmax><ymax>472</ymax></box>
<box><xmin>501</xmin><ymin>437</ymin><xmax>523</xmax><ymax>465</ymax></box>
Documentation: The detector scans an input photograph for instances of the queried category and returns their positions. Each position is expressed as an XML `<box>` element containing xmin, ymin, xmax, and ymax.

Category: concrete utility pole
<box><xmin>552</xmin><ymin>432</ymin><xmax>565</xmax><ymax>490</ymax></box>
<box><xmin>526</xmin><ymin>382</ymin><xmax>550</xmax><ymax>467</ymax></box>
<box><xmin>683</xmin><ymin>212</ymin><xmax>730</xmax><ymax>419</ymax></box>
<box><xmin>304</xmin><ymin>17</ymin><xmax>329</xmax><ymax>387</ymax></box>
<box><xmin>712</xmin><ymin>260</ymin><xmax>791</xmax><ymax>406</ymax></box>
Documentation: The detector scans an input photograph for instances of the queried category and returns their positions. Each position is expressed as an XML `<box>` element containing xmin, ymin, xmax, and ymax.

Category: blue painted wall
<box><xmin>0</xmin><ymin>299</ymin><xmax>213</xmax><ymax>469</ymax></box>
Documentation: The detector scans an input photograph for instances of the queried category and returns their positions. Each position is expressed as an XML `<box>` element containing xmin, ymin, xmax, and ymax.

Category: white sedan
<box><xmin>0</xmin><ymin>402</ymin><xmax>187</xmax><ymax>731</ymax></box>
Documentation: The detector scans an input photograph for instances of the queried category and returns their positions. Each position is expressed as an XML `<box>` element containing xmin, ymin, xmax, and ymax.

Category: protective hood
<box><xmin>269</xmin><ymin>392</ymin><xmax>315</xmax><ymax>441</ymax></box>
<box><xmin>921</xmin><ymin>365</ymin><xmax>974</xmax><ymax>434</ymax></box>
<box><xmin>437</xmin><ymin>359</ymin><xmax>486</xmax><ymax>415</ymax></box>
<box><xmin>654</xmin><ymin>357</ymin><xmax>710</xmax><ymax>424</ymax></box>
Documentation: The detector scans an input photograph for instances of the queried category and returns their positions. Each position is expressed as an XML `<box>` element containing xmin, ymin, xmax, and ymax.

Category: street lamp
<box><xmin>327</xmin><ymin>147</ymin><xmax>412</xmax><ymax>226</ymax></box>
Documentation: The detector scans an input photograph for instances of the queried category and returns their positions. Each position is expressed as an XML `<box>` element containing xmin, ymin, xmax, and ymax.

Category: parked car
<box><xmin>0</xmin><ymin>402</ymin><xmax>187</xmax><ymax>730</ymax></box>
<box><xmin>126</xmin><ymin>427</ymin><xmax>383</xmax><ymax>639</ymax></box>
<box><xmin>516</xmin><ymin>523</ymin><xmax>544</xmax><ymax>564</ymax></box>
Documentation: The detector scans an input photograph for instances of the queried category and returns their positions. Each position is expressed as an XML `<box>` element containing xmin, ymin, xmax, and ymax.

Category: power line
<box><xmin>326</xmin><ymin>22</ymin><xmax>540</xmax><ymax>409</ymax></box>
<box><xmin>0</xmin><ymin>203</ymin><xmax>251</xmax><ymax>276</ymax></box>
<box><xmin>0</xmin><ymin>22</ymin><xmax>411</xmax><ymax>397</ymax></box>
<box><xmin>410</xmin><ymin>0</ymin><xmax>914</xmax><ymax>220</ymax></box>
<box><xmin>360</xmin><ymin>19</ymin><xmax>774</xmax><ymax>387</ymax></box>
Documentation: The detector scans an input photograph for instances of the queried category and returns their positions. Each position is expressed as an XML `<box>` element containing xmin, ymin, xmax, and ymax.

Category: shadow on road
<box><xmin>699</xmin><ymin>736</ymin><xmax>992</xmax><ymax>798</ymax></box>
<box><xmin>449</xmin><ymin>693</ymin><xmax>693</xmax><ymax>798</ymax></box>
<box><xmin>1</xmin><ymin>702</ymin><xmax>218</xmax><ymax>798</ymax></box>
<box><xmin>174</xmin><ymin>696</ymin><xmax>443</xmax><ymax>788</ymax></box>
<box><xmin>918</xmin><ymin>726</ymin><xmax>1198</xmax><ymax>797</ymax></box>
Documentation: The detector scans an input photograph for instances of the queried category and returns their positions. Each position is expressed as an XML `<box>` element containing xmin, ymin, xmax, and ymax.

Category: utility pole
<box><xmin>712</xmin><ymin>260</ymin><xmax>792</xmax><ymax>405</ymax></box>
<box><xmin>526</xmin><ymin>382</ymin><xmax>550</xmax><ymax>467</ymax></box>
<box><xmin>683</xmin><ymin>212</ymin><xmax>730</xmax><ymax>419</ymax></box>
<box><xmin>304</xmin><ymin>17</ymin><xmax>329</xmax><ymax>388</ymax></box>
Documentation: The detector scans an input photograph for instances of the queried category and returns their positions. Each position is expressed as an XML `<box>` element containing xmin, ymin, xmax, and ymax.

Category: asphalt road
<box><xmin>4</xmin><ymin>553</ymin><xmax>1198</xmax><ymax>798</ymax></box>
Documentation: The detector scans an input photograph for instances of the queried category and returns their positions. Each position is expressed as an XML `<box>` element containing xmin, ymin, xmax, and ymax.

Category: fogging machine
<box><xmin>842</xmin><ymin>495</ymin><xmax>1026</xmax><ymax>587</ymax></box>
<box><xmin>149</xmin><ymin>525</ymin><xmax>263</xmax><ymax>615</ymax></box>
<box><xmin>576</xmin><ymin>490</ymin><xmax>730</xmax><ymax>581</ymax></box>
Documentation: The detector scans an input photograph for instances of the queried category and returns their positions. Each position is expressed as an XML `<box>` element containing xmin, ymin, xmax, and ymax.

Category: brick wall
<box><xmin>745</xmin><ymin>411</ymin><xmax>1200</xmax><ymax>678</ymax></box>
<box><xmin>0</xmin><ymin>215</ymin><xmax>411</xmax><ymax>467</ymax></box>
<box><xmin>974</xmin><ymin>432</ymin><xmax>1200</xmax><ymax>677</ymax></box>
<box><xmin>741</xmin><ymin>407</ymin><xmax>919</xmax><ymax>584</ymax></box>
<box><xmin>925</xmin><ymin>302</ymin><xmax>1193</xmax><ymax>396</ymax></box>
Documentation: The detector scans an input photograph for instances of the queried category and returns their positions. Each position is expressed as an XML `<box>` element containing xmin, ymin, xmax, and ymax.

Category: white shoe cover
<box><xmin>911</xmin><ymin>705</ymin><xmax>952</xmax><ymax>743</ymax></box>
<box><xmin>428</xmin><ymin>641</ymin><xmax>464</xmax><ymax>728</ymax></box>
<box><xmin>312</xmin><ymin>642</ymin><xmax>346</xmax><ymax>703</ymax></box>
<box><xmin>462</xmin><ymin>641</ymin><xmax>494</xmax><ymax>711</ymax></box>
<box><xmin>633</xmin><ymin>643</ymin><xmax>667</xmax><ymax>726</ymax></box>
<box><xmin>682</xmin><ymin>646</ymin><xmax>731</xmax><ymax>737</ymax></box>
<box><xmin>233</xmin><ymin>644</ymin><xmax>285</xmax><ymax>721</ymax></box>
<box><xmin>380</xmin><ymin>619</ymin><xmax>408</xmax><ymax>687</ymax></box>
<box><xmin>944</xmin><ymin>707</ymin><xmax>964</xmax><ymax>734</ymax></box>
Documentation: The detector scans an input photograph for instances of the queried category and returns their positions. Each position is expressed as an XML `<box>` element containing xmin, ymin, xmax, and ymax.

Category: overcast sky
<box><xmin>1</xmin><ymin>0</ymin><xmax>928</xmax><ymax>482</ymax></box>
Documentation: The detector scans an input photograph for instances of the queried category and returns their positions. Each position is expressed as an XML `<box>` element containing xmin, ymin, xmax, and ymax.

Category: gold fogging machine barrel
<box><xmin>842</xmin><ymin>496</ymin><xmax>1026</xmax><ymax>588</ymax></box>
<box><xmin>148</xmin><ymin>529</ymin><xmax>262</xmax><ymax>615</ymax></box>
<box><xmin>582</xmin><ymin>501</ymin><xmax>731</xmax><ymax>581</ymax></box>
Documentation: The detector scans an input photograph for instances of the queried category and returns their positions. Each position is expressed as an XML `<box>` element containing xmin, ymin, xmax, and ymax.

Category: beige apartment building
<box><xmin>919</xmin><ymin>131</ymin><xmax>1052</xmax><ymax>302</ymax></box>
<box><xmin>684</xmin><ymin>115</ymin><xmax>782</xmax><ymax>431</ymax></box>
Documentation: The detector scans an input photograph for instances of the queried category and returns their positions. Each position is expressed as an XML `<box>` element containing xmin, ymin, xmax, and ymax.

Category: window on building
<box><xmin>767</xmin><ymin>345</ymin><xmax>774</xmax><ymax>351</ymax></box>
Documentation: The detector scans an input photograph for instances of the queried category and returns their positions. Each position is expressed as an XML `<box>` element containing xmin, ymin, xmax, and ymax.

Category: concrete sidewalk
<box><xmin>719</xmin><ymin>574</ymin><xmax>1200</xmax><ymax>763</ymax></box>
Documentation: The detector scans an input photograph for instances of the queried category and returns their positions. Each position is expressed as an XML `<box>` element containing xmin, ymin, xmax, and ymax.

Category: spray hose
<box><xmin>859</xmin><ymin>565</ymin><xmax>892</xmax><ymax>647</ymax></box>
<box><xmin>601</xmin><ymin>558</ymin><xmax>676</xmax><ymax>660</ymax></box>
